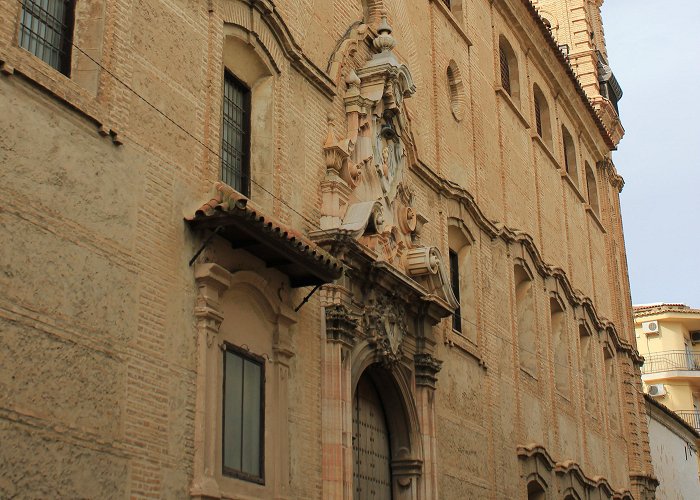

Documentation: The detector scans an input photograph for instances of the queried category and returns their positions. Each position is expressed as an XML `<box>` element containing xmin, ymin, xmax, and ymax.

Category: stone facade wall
<box><xmin>0</xmin><ymin>0</ymin><xmax>654</xmax><ymax>498</ymax></box>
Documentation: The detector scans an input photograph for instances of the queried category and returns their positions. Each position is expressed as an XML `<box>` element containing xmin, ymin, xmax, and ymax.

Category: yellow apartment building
<box><xmin>635</xmin><ymin>304</ymin><xmax>700</xmax><ymax>432</ymax></box>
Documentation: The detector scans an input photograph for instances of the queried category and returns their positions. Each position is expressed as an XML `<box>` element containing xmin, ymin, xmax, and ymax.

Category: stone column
<box><xmin>322</xmin><ymin>304</ymin><xmax>357</xmax><ymax>500</ymax></box>
<box><xmin>414</xmin><ymin>353</ymin><xmax>443</xmax><ymax>500</ymax></box>
<box><xmin>190</xmin><ymin>263</ymin><xmax>231</xmax><ymax>499</ymax></box>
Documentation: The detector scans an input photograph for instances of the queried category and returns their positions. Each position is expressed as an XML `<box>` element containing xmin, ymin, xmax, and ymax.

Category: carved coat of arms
<box><xmin>362</xmin><ymin>295</ymin><xmax>408</xmax><ymax>364</ymax></box>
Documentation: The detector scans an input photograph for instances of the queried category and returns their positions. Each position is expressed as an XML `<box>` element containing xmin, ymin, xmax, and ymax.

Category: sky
<box><xmin>601</xmin><ymin>1</ymin><xmax>700</xmax><ymax>307</ymax></box>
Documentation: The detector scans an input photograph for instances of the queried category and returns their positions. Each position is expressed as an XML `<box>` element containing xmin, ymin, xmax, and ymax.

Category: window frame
<box><xmin>221</xmin><ymin>70</ymin><xmax>252</xmax><ymax>197</ymax></box>
<box><xmin>532</xmin><ymin>84</ymin><xmax>552</xmax><ymax>148</ymax></box>
<box><xmin>17</xmin><ymin>0</ymin><xmax>76</xmax><ymax>76</ymax></box>
<box><xmin>498</xmin><ymin>35</ymin><xmax>520</xmax><ymax>106</ymax></box>
<box><xmin>584</xmin><ymin>162</ymin><xmax>599</xmax><ymax>214</ymax></box>
<box><xmin>221</xmin><ymin>342</ymin><xmax>266</xmax><ymax>484</ymax></box>
<box><xmin>561</xmin><ymin>125</ymin><xmax>578</xmax><ymax>185</ymax></box>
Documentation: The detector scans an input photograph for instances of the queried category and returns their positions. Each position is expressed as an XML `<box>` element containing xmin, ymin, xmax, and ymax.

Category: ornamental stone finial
<box><xmin>373</xmin><ymin>15</ymin><xmax>396</xmax><ymax>53</ymax></box>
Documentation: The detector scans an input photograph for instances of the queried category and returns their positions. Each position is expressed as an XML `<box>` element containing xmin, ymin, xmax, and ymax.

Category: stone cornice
<box><xmin>597</xmin><ymin>157</ymin><xmax>625</xmax><ymax>192</ymax></box>
<box><xmin>517</xmin><ymin>444</ymin><xmax>634</xmax><ymax>499</ymax></box>
<box><xmin>411</xmin><ymin>160</ymin><xmax>642</xmax><ymax>364</ymax></box>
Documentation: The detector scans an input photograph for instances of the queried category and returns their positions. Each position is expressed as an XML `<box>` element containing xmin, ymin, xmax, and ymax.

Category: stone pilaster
<box><xmin>190</xmin><ymin>263</ymin><xmax>231</xmax><ymax>499</ymax></box>
<box><xmin>322</xmin><ymin>304</ymin><xmax>358</xmax><ymax>500</ymax></box>
<box><xmin>415</xmin><ymin>353</ymin><xmax>442</xmax><ymax>499</ymax></box>
<box><xmin>272</xmin><ymin>302</ymin><xmax>297</xmax><ymax>500</ymax></box>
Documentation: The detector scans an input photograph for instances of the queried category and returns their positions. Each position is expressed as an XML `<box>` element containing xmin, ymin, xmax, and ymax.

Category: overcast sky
<box><xmin>601</xmin><ymin>1</ymin><xmax>700</xmax><ymax>307</ymax></box>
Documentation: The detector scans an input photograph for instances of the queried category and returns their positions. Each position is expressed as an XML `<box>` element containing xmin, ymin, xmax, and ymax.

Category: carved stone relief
<box><xmin>320</xmin><ymin>16</ymin><xmax>458</xmax><ymax>312</ymax></box>
<box><xmin>362</xmin><ymin>294</ymin><xmax>408</xmax><ymax>366</ymax></box>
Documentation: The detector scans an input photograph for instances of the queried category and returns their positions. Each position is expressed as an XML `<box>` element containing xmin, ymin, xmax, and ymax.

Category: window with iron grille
<box><xmin>223</xmin><ymin>343</ymin><xmax>265</xmax><ymax>483</ymax></box>
<box><xmin>18</xmin><ymin>0</ymin><xmax>75</xmax><ymax>75</ymax></box>
<box><xmin>221</xmin><ymin>71</ymin><xmax>251</xmax><ymax>196</ymax></box>
<box><xmin>534</xmin><ymin>96</ymin><xmax>542</xmax><ymax>137</ymax></box>
<box><xmin>499</xmin><ymin>45</ymin><xmax>510</xmax><ymax>95</ymax></box>
<box><xmin>449</xmin><ymin>249</ymin><xmax>462</xmax><ymax>333</ymax></box>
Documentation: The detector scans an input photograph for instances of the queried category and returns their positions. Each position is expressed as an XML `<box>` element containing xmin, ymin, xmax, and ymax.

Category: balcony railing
<box><xmin>675</xmin><ymin>411</ymin><xmax>700</xmax><ymax>432</ymax></box>
<box><xmin>641</xmin><ymin>350</ymin><xmax>700</xmax><ymax>375</ymax></box>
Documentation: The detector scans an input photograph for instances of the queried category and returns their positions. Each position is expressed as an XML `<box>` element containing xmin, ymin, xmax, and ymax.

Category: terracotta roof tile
<box><xmin>187</xmin><ymin>182</ymin><xmax>343</xmax><ymax>285</ymax></box>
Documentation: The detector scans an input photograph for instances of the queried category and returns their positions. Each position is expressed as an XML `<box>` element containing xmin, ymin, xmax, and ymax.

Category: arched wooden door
<box><xmin>353</xmin><ymin>372</ymin><xmax>393</xmax><ymax>499</ymax></box>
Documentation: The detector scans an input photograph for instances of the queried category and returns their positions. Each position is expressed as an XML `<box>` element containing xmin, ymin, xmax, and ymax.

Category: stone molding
<box><xmin>191</xmin><ymin>263</ymin><xmax>297</xmax><ymax>499</ymax></box>
<box><xmin>517</xmin><ymin>444</ymin><xmax>634</xmax><ymax>499</ymax></box>
<box><xmin>410</xmin><ymin>158</ymin><xmax>642</xmax><ymax>365</ymax></box>
<box><xmin>219</xmin><ymin>0</ymin><xmax>335</xmax><ymax>99</ymax></box>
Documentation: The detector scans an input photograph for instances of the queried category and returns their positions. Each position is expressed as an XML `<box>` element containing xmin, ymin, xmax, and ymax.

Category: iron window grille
<box><xmin>449</xmin><ymin>249</ymin><xmax>462</xmax><ymax>333</ymax></box>
<box><xmin>534</xmin><ymin>97</ymin><xmax>542</xmax><ymax>137</ymax></box>
<box><xmin>18</xmin><ymin>0</ymin><xmax>74</xmax><ymax>76</ymax></box>
<box><xmin>499</xmin><ymin>46</ymin><xmax>511</xmax><ymax>95</ymax></box>
<box><xmin>221</xmin><ymin>71</ymin><xmax>251</xmax><ymax>196</ymax></box>
<box><xmin>222</xmin><ymin>343</ymin><xmax>265</xmax><ymax>484</ymax></box>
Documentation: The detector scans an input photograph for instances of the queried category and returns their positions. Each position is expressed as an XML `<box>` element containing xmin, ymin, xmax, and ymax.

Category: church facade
<box><xmin>0</xmin><ymin>0</ymin><xmax>657</xmax><ymax>498</ymax></box>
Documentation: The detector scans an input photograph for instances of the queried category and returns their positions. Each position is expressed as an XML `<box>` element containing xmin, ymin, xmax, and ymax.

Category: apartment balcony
<box><xmin>675</xmin><ymin>410</ymin><xmax>700</xmax><ymax>433</ymax></box>
<box><xmin>641</xmin><ymin>350</ymin><xmax>700</xmax><ymax>382</ymax></box>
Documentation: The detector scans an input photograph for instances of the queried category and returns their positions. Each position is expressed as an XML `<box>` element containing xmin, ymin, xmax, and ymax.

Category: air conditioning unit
<box><xmin>647</xmin><ymin>384</ymin><xmax>667</xmax><ymax>397</ymax></box>
<box><xmin>640</xmin><ymin>321</ymin><xmax>660</xmax><ymax>335</ymax></box>
<box><xmin>691</xmin><ymin>331</ymin><xmax>700</xmax><ymax>344</ymax></box>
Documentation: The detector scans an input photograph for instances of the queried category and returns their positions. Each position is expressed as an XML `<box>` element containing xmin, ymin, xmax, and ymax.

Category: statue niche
<box><xmin>320</xmin><ymin>16</ymin><xmax>457</xmax><ymax>311</ymax></box>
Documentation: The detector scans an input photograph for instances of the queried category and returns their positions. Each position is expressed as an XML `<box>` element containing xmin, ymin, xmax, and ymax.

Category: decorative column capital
<box><xmin>194</xmin><ymin>263</ymin><xmax>232</xmax><ymax>336</ymax></box>
<box><xmin>414</xmin><ymin>353</ymin><xmax>442</xmax><ymax>388</ymax></box>
<box><xmin>325</xmin><ymin>304</ymin><xmax>358</xmax><ymax>349</ymax></box>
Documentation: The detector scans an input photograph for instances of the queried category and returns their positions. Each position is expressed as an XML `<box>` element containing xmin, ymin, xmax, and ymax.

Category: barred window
<box><xmin>533</xmin><ymin>84</ymin><xmax>552</xmax><ymax>148</ymax></box>
<box><xmin>499</xmin><ymin>45</ymin><xmax>510</xmax><ymax>95</ymax></box>
<box><xmin>449</xmin><ymin>249</ymin><xmax>461</xmax><ymax>332</ymax></box>
<box><xmin>221</xmin><ymin>71</ymin><xmax>251</xmax><ymax>196</ymax></box>
<box><xmin>562</xmin><ymin>125</ymin><xmax>578</xmax><ymax>184</ymax></box>
<box><xmin>498</xmin><ymin>36</ymin><xmax>520</xmax><ymax>106</ymax></box>
<box><xmin>223</xmin><ymin>344</ymin><xmax>264</xmax><ymax>483</ymax></box>
<box><xmin>18</xmin><ymin>0</ymin><xmax>74</xmax><ymax>75</ymax></box>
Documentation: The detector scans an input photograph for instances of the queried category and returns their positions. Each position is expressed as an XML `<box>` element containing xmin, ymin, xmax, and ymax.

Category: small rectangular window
<box><xmin>221</xmin><ymin>71</ymin><xmax>251</xmax><ymax>196</ymax></box>
<box><xmin>449</xmin><ymin>249</ymin><xmax>462</xmax><ymax>333</ymax></box>
<box><xmin>18</xmin><ymin>0</ymin><xmax>75</xmax><ymax>76</ymax></box>
<box><xmin>223</xmin><ymin>344</ymin><xmax>264</xmax><ymax>483</ymax></box>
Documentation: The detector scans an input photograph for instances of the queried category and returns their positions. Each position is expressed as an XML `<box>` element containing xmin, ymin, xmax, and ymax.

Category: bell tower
<box><xmin>532</xmin><ymin>0</ymin><xmax>624</xmax><ymax>145</ymax></box>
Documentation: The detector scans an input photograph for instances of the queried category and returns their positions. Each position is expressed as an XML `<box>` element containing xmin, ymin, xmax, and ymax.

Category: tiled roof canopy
<box><xmin>186</xmin><ymin>182</ymin><xmax>343</xmax><ymax>287</ymax></box>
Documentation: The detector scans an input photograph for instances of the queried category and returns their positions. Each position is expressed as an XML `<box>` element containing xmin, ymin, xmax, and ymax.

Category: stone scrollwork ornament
<box><xmin>318</xmin><ymin>14</ymin><xmax>459</xmax><ymax>312</ymax></box>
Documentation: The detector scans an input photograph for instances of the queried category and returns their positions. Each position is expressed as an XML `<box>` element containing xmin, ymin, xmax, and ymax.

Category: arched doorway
<box><xmin>353</xmin><ymin>370</ymin><xmax>393</xmax><ymax>499</ymax></box>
